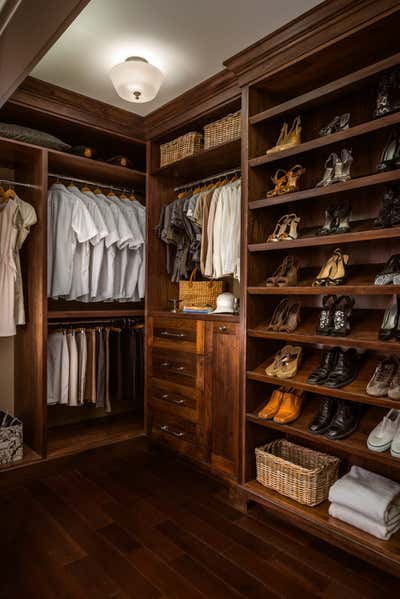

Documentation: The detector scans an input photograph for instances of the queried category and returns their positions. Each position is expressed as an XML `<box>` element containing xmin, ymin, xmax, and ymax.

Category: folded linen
<box><xmin>328</xmin><ymin>465</ymin><xmax>400</xmax><ymax>523</ymax></box>
<box><xmin>329</xmin><ymin>502</ymin><xmax>400</xmax><ymax>540</ymax></box>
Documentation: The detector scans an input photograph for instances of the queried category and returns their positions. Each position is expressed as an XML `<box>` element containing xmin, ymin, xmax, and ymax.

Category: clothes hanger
<box><xmin>81</xmin><ymin>184</ymin><xmax>91</xmax><ymax>192</ymax></box>
<box><xmin>5</xmin><ymin>185</ymin><xmax>16</xmax><ymax>200</ymax></box>
<box><xmin>94</xmin><ymin>187</ymin><xmax>103</xmax><ymax>195</ymax></box>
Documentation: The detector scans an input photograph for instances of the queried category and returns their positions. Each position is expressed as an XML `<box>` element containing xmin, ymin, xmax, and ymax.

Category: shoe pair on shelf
<box><xmin>318</xmin><ymin>200</ymin><xmax>351</xmax><ymax>235</ymax></box>
<box><xmin>257</xmin><ymin>387</ymin><xmax>304</xmax><ymax>424</ymax></box>
<box><xmin>266</xmin><ymin>116</ymin><xmax>301</xmax><ymax>155</ymax></box>
<box><xmin>374</xmin><ymin>68</ymin><xmax>400</xmax><ymax>119</ymax></box>
<box><xmin>366</xmin><ymin>358</ymin><xmax>400</xmax><ymax>399</ymax></box>
<box><xmin>267</xmin><ymin>213</ymin><xmax>301</xmax><ymax>242</ymax></box>
<box><xmin>266</xmin><ymin>298</ymin><xmax>301</xmax><ymax>333</ymax></box>
<box><xmin>373</xmin><ymin>185</ymin><xmax>400</xmax><ymax>229</ymax></box>
<box><xmin>316</xmin><ymin>149</ymin><xmax>353</xmax><ymax>187</ymax></box>
<box><xmin>374</xmin><ymin>254</ymin><xmax>400</xmax><ymax>286</ymax></box>
<box><xmin>379</xmin><ymin>296</ymin><xmax>400</xmax><ymax>340</ymax></box>
<box><xmin>367</xmin><ymin>409</ymin><xmax>400</xmax><ymax>457</ymax></box>
<box><xmin>317</xmin><ymin>295</ymin><xmax>354</xmax><ymax>337</ymax></box>
<box><xmin>313</xmin><ymin>248</ymin><xmax>349</xmax><ymax>287</ymax></box>
<box><xmin>309</xmin><ymin>397</ymin><xmax>361</xmax><ymax>440</ymax></box>
<box><xmin>265</xmin><ymin>345</ymin><xmax>302</xmax><ymax>379</ymax></box>
<box><xmin>319</xmin><ymin>113</ymin><xmax>350</xmax><ymax>137</ymax></box>
<box><xmin>265</xmin><ymin>256</ymin><xmax>299</xmax><ymax>287</ymax></box>
<box><xmin>267</xmin><ymin>165</ymin><xmax>306</xmax><ymax>198</ymax></box>
<box><xmin>307</xmin><ymin>347</ymin><xmax>360</xmax><ymax>389</ymax></box>
<box><xmin>377</xmin><ymin>129</ymin><xmax>400</xmax><ymax>172</ymax></box>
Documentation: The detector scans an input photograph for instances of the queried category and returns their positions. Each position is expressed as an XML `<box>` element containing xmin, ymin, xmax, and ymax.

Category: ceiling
<box><xmin>31</xmin><ymin>0</ymin><xmax>321</xmax><ymax>117</ymax></box>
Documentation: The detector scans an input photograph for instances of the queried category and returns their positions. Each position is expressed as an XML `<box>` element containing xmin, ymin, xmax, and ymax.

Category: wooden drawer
<box><xmin>150</xmin><ymin>410</ymin><xmax>207</xmax><ymax>462</ymax></box>
<box><xmin>149</xmin><ymin>348</ymin><xmax>204</xmax><ymax>390</ymax></box>
<box><xmin>149</xmin><ymin>378</ymin><xmax>200</xmax><ymax>423</ymax></box>
<box><xmin>148</xmin><ymin>316</ymin><xmax>205</xmax><ymax>354</ymax></box>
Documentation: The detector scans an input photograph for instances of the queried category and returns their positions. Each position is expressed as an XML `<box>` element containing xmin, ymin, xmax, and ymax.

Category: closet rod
<box><xmin>48</xmin><ymin>172</ymin><xmax>135</xmax><ymax>194</ymax></box>
<box><xmin>174</xmin><ymin>167</ymin><xmax>241</xmax><ymax>192</ymax></box>
<box><xmin>48</xmin><ymin>318</ymin><xmax>143</xmax><ymax>326</ymax></box>
<box><xmin>0</xmin><ymin>178</ymin><xmax>41</xmax><ymax>190</ymax></box>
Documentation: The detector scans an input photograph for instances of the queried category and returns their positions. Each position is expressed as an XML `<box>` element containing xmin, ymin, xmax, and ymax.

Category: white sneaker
<box><xmin>391</xmin><ymin>425</ymin><xmax>400</xmax><ymax>458</ymax></box>
<box><xmin>367</xmin><ymin>409</ymin><xmax>400</xmax><ymax>452</ymax></box>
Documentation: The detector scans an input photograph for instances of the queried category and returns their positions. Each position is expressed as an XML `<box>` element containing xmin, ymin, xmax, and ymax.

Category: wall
<box><xmin>0</xmin><ymin>337</ymin><xmax>14</xmax><ymax>414</ymax></box>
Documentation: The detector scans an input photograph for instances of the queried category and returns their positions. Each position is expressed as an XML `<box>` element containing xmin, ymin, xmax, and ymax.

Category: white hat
<box><xmin>212</xmin><ymin>292</ymin><xmax>235</xmax><ymax>314</ymax></box>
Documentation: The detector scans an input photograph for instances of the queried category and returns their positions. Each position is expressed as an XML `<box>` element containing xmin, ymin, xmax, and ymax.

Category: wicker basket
<box><xmin>255</xmin><ymin>439</ymin><xmax>340</xmax><ymax>506</ymax></box>
<box><xmin>160</xmin><ymin>132</ymin><xmax>203</xmax><ymax>167</ymax></box>
<box><xmin>203</xmin><ymin>110</ymin><xmax>241</xmax><ymax>150</ymax></box>
<box><xmin>179</xmin><ymin>268</ymin><xmax>223</xmax><ymax>310</ymax></box>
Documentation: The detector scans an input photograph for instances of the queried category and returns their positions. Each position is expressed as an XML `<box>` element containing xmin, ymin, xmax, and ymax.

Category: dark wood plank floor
<box><xmin>0</xmin><ymin>447</ymin><xmax>398</xmax><ymax>599</ymax></box>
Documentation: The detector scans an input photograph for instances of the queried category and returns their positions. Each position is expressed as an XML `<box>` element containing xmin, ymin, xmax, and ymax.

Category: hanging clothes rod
<box><xmin>48</xmin><ymin>172</ymin><xmax>135</xmax><ymax>194</ymax></box>
<box><xmin>48</xmin><ymin>318</ymin><xmax>143</xmax><ymax>327</ymax></box>
<box><xmin>0</xmin><ymin>178</ymin><xmax>41</xmax><ymax>190</ymax></box>
<box><xmin>174</xmin><ymin>167</ymin><xmax>241</xmax><ymax>192</ymax></box>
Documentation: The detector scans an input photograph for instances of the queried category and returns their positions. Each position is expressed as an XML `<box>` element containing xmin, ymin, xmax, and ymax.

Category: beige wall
<box><xmin>0</xmin><ymin>338</ymin><xmax>14</xmax><ymax>415</ymax></box>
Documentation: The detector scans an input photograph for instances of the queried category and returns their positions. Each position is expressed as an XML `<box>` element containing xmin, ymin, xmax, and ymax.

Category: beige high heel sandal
<box><xmin>266</xmin><ymin>117</ymin><xmax>302</xmax><ymax>154</ymax></box>
<box><xmin>266</xmin><ymin>122</ymin><xmax>289</xmax><ymax>155</ymax></box>
<box><xmin>279</xmin><ymin>214</ymin><xmax>301</xmax><ymax>240</ymax></box>
<box><xmin>267</xmin><ymin>214</ymin><xmax>291</xmax><ymax>242</ymax></box>
<box><xmin>326</xmin><ymin>250</ymin><xmax>349</xmax><ymax>286</ymax></box>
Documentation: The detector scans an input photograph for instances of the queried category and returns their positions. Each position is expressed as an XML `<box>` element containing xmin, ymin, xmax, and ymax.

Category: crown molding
<box><xmin>224</xmin><ymin>0</ymin><xmax>400</xmax><ymax>86</ymax></box>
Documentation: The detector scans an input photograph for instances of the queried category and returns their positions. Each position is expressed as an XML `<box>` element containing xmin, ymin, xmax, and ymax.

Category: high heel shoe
<box><xmin>379</xmin><ymin>296</ymin><xmax>399</xmax><ymax>340</ymax></box>
<box><xmin>267</xmin><ymin>215</ymin><xmax>291</xmax><ymax>242</ymax></box>
<box><xmin>316</xmin><ymin>153</ymin><xmax>337</xmax><ymax>187</ymax></box>
<box><xmin>335</xmin><ymin>200</ymin><xmax>351</xmax><ymax>233</ymax></box>
<box><xmin>375</xmin><ymin>254</ymin><xmax>400</xmax><ymax>286</ymax></box>
<box><xmin>279</xmin><ymin>214</ymin><xmax>300</xmax><ymax>240</ymax></box>
<box><xmin>279</xmin><ymin>302</ymin><xmax>301</xmax><ymax>333</ymax></box>
<box><xmin>267</xmin><ymin>169</ymin><xmax>288</xmax><ymax>197</ymax></box>
<box><xmin>319</xmin><ymin>113</ymin><xmax>350</xmax><ymax>137</ymax></box>
<box><xmin>265</xmin><ymin>256</ymin><xmax>291</xmax><ymax>286</ymax></box>
<box><xmin>266</xmin><ymin>298</ymin><xmax>289</xmax><ymax>331</ymax></box>
<box><xmin>283</xmin><ymin>164</ymin><xmax>305</xmax><ymax>193</ymax></box>
<box><xmin>326</xmin><ymin>249</ymin><xmax>349</xmax><ymax>285</ymax></box>
<box><xmin>316</xmin><ymin>295</ymin><xmax>337</xmax><ymax>335</ymax></box>
<box><xmin>318</xmin><ymin>205</ymin><xmax>337</xmax><ymax>236</ymax></box>
<box><xmin>275</xmin><ymin>257</ymin><xmax>299</xmax><ymax>287</ymax></box>
<box><xmin>377</xmin><ymin>130</ymin><xmax>400</xmax><ymax>172</ymax></box>
<box><xmin>331</xmin><ymin>295</ymin><xmax>354</xmax><ymax>336</ymax></box>
<box><xmin>266</xmin><ymin>122</ymin><xmax>288</xmax><ymax>155</ymax></box>
<box><xmin>332</xmin><ymin>149</ymin><xmax>353</xmax><ymax>183</ymax></box>
<box><xmin>266</xmin><ymin>116</ymin><xmax>301</xmax><ymax>154</ymax></box>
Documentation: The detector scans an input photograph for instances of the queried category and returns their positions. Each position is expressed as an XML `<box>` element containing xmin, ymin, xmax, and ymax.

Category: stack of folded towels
<box><xmin>329</xmin><ymin>465</ymin><xmax>400</xmax><ymax>540</ymax></box>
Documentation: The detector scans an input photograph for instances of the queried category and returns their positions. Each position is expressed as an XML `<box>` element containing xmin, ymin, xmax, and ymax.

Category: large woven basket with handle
<box><xmin>179</xmin><ymin>268</ymin><xmax>223</xmax><ymax>310</ymax></box>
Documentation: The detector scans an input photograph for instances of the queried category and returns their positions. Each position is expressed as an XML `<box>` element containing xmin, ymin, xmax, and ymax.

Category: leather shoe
<box><xmin>308</xmin><ymin>397</ymin><xmax>337</xmax><ymax>434</ymax></box>
<box><xmin>324</xmin><ymin>348</ymin><xmax>359</xmax><ymax>388</ymax></box>
<box><xmin>273</xmin><ymin>389</ymin><xmax>304</xmax><ymax>424</ymax></box>
<box><xmin>258</xmin><ymin>388</ymin><xmax>284</xmax><ymax>419</ymax></box>
<box><xmin>306</xmin><ymin>348</ymin><xmax>340</xmax><ymax>385</ymax></box>
<box><xmin>325</xmin><ymin>400</ymin><xmax>360</xmax><ymax>440</ymax></box>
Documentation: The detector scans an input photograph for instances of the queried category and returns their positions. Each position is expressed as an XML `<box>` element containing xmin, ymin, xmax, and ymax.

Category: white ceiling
<box><xmin>31</xmin><ymin>0</ymin><xmax>321</xmax><ymax>116</ymax></box>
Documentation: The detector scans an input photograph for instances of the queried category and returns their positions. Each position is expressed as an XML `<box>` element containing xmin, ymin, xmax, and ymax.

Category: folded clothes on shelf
<box><xmin>329</xmin><ymin>502</ymin><xmax>400</xmax><ymax>540</ymax></box>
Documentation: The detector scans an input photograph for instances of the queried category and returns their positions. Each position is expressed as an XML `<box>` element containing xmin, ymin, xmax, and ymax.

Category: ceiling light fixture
<box><xmin>109</xmin><ymin>56</ymin><xmax>164</xmax><ymax>103</ymax></box>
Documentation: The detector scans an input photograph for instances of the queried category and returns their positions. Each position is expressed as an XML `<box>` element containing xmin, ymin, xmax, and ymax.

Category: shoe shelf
<box><xmin>249</xmin><ymin>168</ymin><xmax>400</xmax><ymax>211</ymax></box>
<box><xmin>248</xmin><ymin>220</ymin><xmax>400</xmax><ymax>253</ymax></box>
<box><xmin>249</xmin><ymin>52</ymin><xmax>400</xmax><ymax>126</ymax></box>
<box><xmin>248</xmin><ymin>308</ymin><xmax>400</xmax><ymax>353</ymax></box>
<box><xmin>246</xmin><ymin>397</ymin><xmax>400</xmax><ymax>470</ymax></box>
<box><xmin>247</xmin><ymin>351</ymin><xmax>400</xmax><ymax>410</ymax></box>
<box><xmin>240</xmin><ymin>480</ymin><xmax>400</xmax><ymax>576</ymax></box>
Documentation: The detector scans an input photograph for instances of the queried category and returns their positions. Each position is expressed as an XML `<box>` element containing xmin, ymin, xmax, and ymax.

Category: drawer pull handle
<box><xmin>177</xmin><ymin>366</ymin><xmax>185</xmax><ymax>371</ymax></box>
<box><xmin>161</xmin><ymin>361</ymin><xmax>170</xmax><ymax>367</ymax></box>
<box><xmin>161</xmin><ymin>393</ymin><xmax>185</xmax><ymax>406</ymax></box>
<box><xmin>160</xmin><ymin>425</ymin><xmax>184</xmax><ymax>438</ymax></box>
<box><xmin>160</xmin><ymin>331</ymin><xmax>185</xmax><ymax>338</ymax></box>
<box><xmin>219</xmin><ymin>325</ymin><xmax>228</xmax><ymax>333</ymax></box>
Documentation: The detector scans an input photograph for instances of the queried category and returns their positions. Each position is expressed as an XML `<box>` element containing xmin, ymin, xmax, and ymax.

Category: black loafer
<box><xmin>325</xmin><ymin>400</ymin><xmax>360</xmax><ymax>440</ymax></box>
<box><xmin>324</xmin><ymin>348</ymin><xmax>359</xmax><ymax>388</ymax></box>
<box><xmin>306</xmin><ymin>348</ymin><xmax>340</xmax><ymax>385</ymax></box>
<box><xmin>308</xmin><ymin>397</ymin><xmax>337</xmax><ymax>434</ymax></box>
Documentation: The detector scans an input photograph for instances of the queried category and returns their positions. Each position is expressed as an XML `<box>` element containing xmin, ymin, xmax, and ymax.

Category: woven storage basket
<box><xmin>179</xmin><ymin>268</ymin><xmax>223</xmax><ymax>310</ymax></box>
<box><xmin>0</xmin><ymin>411</ymin><xmax>23</xmax><ymax>465</ymax></box>
<box><xmin>160</xmin><ymin>132</ymin><xmax>203</xmax><ymax>167</ymax></box>
<box><xmin>203</xmin><ymin>110</ymin><xmax>241</xmax><ymax>149</ymax></box>
<box><xmin>255</xmin><ymin>439</ymin><xmax>340</xmax><ymax>506</ymax></box>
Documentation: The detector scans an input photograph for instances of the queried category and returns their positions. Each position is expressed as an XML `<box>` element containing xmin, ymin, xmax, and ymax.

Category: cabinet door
<box><xmin>206</xmin><ymin>322</ymin><xmax>240</xmax><ymax>480</ymax></box>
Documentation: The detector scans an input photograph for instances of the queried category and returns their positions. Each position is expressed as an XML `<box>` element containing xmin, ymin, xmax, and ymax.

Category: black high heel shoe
<box><xmin>379</xmin><ymin>296</ymin><xmax>399</xmax><ymax>340</ymax></box>
<box><xmin>316</xmin><ymin>295</ymin><xmax>337</xmax><ymax>335</ymax></box>
<box><xmin>331</xmin><ymin>296</ymin><xmax>354</xmax><ymax>337</ymax></box>
<box><xmin>377</xmin><ymin>130</ymin><xmax>400</xmax><ymax>172</ymax></box>
<box><xmin>335</xmin><ymin>200</ymin><xmax>351</xmax><ymax>233</ymax></box>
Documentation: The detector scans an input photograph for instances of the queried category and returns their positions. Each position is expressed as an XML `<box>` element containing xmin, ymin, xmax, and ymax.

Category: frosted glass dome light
<box><xmin>110</xmin><ymin>56</ymin><xmax>164</xmax><ymax>103</ymax></box>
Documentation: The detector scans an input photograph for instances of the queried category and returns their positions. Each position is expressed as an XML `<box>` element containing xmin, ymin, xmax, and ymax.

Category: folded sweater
<box><xmin>329</xmin><ymin>502</ymin><xmax>400</xmax><ymax>541</ymax></box>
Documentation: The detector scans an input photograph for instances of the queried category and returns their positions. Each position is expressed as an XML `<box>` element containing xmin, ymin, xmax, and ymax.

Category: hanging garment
<box><xmin>0</xmin><ymin>199</ymin><xmax>18</xmax><ymax>337</ymax></box>
<box><xmin>14</xmin><ymin>196</ymin><xmax>37</xmax><ymax>325</ymax></box>
<box><xmin>95</xmin><ymin>328</ymin><xmax>106</xmax><ymax>409</ymax></box>
<box><xmin>75</xmin><ymin>329</ymin><xmax>87</xmax><ymax>405</ymax></box>
<box><xmin>66</xmin><ymin>331</ymin><xmax>79</xmax><ymax>406</ymax></box>
<box><xmin>109</xmin><ymin>328</ymin><xmax>123</xmax><ymax>403</ymax></box>
<box><xmin>47</xmin><ymin>331</ymin><xmax>69</xmax><ymax>405</ymax></box>
<box><xmin>84</xmin><ymin>329</ymin><xmax>97</xmax><ymax>404</ymax></box>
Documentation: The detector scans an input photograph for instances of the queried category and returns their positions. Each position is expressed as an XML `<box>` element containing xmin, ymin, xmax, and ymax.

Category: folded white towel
<box><xmin>328</xmin><ymin>466</ymin><xmax>400</xmax><ymax>523</ymax></box>
<box><xmin>329</xmin><ymin>502</ymin><xmax>400</xmax><ymax>540</ymax></box>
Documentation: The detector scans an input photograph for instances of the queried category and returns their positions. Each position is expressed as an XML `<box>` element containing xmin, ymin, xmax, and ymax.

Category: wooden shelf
<box><xmin>0</xmin><ymin>444</ymin><xmax>42</xmax><ymax>472</ymax></box>
<box><xmin>249</xmin><ymin>168</ymin><xmax>400</xmax><ymax>210</ymax></box>
<box><xmin>248</xmin><ymin>111</ymin><xmax>400</xmax><ymax>168</ymax></box>
<box><xmin>247</xmin><ymin>351</ymin><xmax>400</xmax><ymax>410</ymax></box>
<box><xmin>249</xmin><ymin>52</ymin><xmax>400</xmax><ymax>125</ymax></box>
<box><xmin>249</xmin><ymin>220</ymin><xmax>400</xmax><ymax>252</ymax></box>
<box><xmin>150</xmin><ymin>309</ymin><xmax>240</xmax><ymax>323</ymax></box>
<box><xmin>48</xmin><ymin>148</ymin><xmax>146</xmax><ymax>189</ymax></box>
<box><xmin>48</xmin><ymin>308</ymin><xmax>144</xmax><ymax>320</ymax></box>
<box><xmin>247</xmin><ymin>398</ymin><xmax>399</xmax><ymax>469</ymax></box>
<box><xmin>151</xmin><ymin>138</ymin><xmax>241</xmax><ymax>181</ymax></box>
<box><xmin>241</xmin><ymin>480</ymin><xmax>400</xmax><ymax>576</ymax></box>
<box><xmin>248</xmin><ymin>308</ymin><xmax>400</xmax><ymax>353</ymax></box>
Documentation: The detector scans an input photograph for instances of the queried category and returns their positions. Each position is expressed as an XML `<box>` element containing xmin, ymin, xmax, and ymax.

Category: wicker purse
<box><xmin>179</xmin><ymin>268</ymin><xmax>223</xmax><ymax>309</ymax></box>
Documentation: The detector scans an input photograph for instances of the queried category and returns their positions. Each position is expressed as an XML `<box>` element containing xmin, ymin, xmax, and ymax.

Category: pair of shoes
<box><xmin>309</xmin><ymin>397</ymin><xmax>360</xmax><ymax>440</ymax></box>
<box><xmin>319</xmin><ymin>113</ymin><xmax>350</xmax><ymax>136</ymax></box>
<box><xmin>374</xmin><ymin>185</ymin><xmax>400</xmax><ymax>228</ymax></box>
<box><xmin>267</xmin><ymin>214</ymin><xmax>301</xmax><ymax>242</ymax></box>
<box><xmin>265</xmin><ymin>345</ymin><xmax>302</xmax><ymax>379</ymax></box>
<box><xmin>377</xmin><ymin>129</ymin><xmax>400</xmax><ymax>171</ymax></box>
<box><xmin>267</xmin><ymin>165</ymin><xmax>306</xmax><ymax>197</ymax></box>
<box><xmin>266</xmin><ymin>116</ymin><xmax>301</xmax><ymax>154</ymax></box>
<box><xmin>266</xmin><ymin>298</ymin><xmax>301</xmax><ymax>333</ymax></box>
<box><xmin>258</xmin><ymin>387</ymin><xmax>304</xmax><ymax>424</ymax></box>
<box><xmin>379</xmin><ymin>296</ymin><xmax>400</xmax><ymax>340</ymax></box>
<box><xmin>265</xmin><ymin>256</ymin><xmax>299</xmax><ymax>287</ymax></box>
<box><xmin>307</xmin><ymin>347</ymin><xmax>359</xmax><ymax>388</ymax></box>
<box><xmin>375</xmin><ymin>68</ymin><xmax>400</xmax><ymax>119</ymax></box>
<box><xmin>367</xmin><ymin>409</ymin><xmax>400</xmax><ymax>457</ymax></box>
<box><xmin>374</xmin><ymin>254</ymin><xmax>400</xmax><ymax>286</ymax></box>
<box><xmin>313</xmin><ymin>248</ymin><xmax>349</xmax><ymax>286</ymax></box>
<box><xmin>316</xmin><ymin>149</ymin><xmax>353</xmax><ymax>187</ymax></box>
<box><xmin>318</xmin><ymin>200</ymin><xmax>351</xmax><ymax>235</ymax></box>
<box><xmin>366</xmin><ymin>358</ymin><xmax>400</xmax><ymax>399</ymax></box>
<box><xmin>317</xmin><ymin>295</ymin><xmax>354</xmax><ymax>336</ymax></box>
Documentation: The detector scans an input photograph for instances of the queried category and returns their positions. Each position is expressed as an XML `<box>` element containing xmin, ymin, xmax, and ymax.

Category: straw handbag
<box><xmin>179</xmin><ymin>268</ymin><xmax>223</xmax><ymax>309</ymax></box>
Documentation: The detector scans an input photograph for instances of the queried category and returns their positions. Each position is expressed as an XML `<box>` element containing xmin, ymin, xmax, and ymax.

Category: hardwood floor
<box><xmin>0</xmin><ymin>447</ymin><xmax>398</xmax><ymax>598</ymax></box>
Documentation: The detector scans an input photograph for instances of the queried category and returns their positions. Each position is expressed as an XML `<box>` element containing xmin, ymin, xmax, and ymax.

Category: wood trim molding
<box><xmin>144</xmin><ymin>69</ymin><xmax>240</xmax><ymax>140</ymax></box>
<box><xmin>224</xmin><ymin>0</ymin><xmax>400</xmax><ymax>86</ymax></box>
<box><xmin>9</xmin><ymin>77</ymin><xmax>145</xmax><ymax>142</ymax></box>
